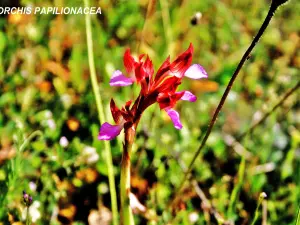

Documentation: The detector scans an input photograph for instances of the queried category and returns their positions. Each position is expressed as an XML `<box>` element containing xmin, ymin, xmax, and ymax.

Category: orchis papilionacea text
<box><xmin>98</xmin><ymin>43</ymin><xmax>207</xmax><ymax>141</ymax></box>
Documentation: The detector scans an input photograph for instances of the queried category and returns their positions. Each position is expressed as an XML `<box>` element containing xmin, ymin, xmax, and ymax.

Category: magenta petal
<box><xmin>110</xmin><ymin>70</ymin><xmax>134</xmax><ymax>86</ymax></box>
<box><xmin>165</xmin><ymin>108</ymin><xmax>183</xmax><ymax>130</ymax></box>
<box><xmin>184</xmin><ymin>64</ymin><xmax>208</xmax><ymax>79</ymax></box>
<box><xmin>180</xmin><ymin>91</ymin><xmax>197</xmax><ymax>102</ymax></box>
<box><xmin>98</xmin><ymin>122</ymin><xmax>123</xmax><ymax>140</ymax></box>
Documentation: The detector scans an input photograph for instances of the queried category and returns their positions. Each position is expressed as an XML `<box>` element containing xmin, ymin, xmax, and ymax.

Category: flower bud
<box><xmin>23</xmin><ymin>191</ymin><xmax>33</xmax><ymax>207</ymax></box>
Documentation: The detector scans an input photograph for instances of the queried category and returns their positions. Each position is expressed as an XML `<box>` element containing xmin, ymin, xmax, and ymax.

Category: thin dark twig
<box><xmin>237</xmin><ymin>80</ymin><xmax>300</xmax><ymax>141</ymax></box>
<box><xmin>169</xmin><ymin>0</ymin><xmax>287</xmax><ymax>207</ymax></box>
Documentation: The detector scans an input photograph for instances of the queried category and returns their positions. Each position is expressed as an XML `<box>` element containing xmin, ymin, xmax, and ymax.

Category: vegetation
<box><xmin>0</xmin><ymin>0</ymin><xmax>299</xmax><ymax>224</ymax></box>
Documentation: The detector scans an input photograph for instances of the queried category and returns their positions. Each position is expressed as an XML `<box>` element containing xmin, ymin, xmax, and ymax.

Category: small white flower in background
<box><xmin>22</xmin><ymin>201</ymin><xmax>41</xmax><ymax>222</ymax></box>
<box><xmin>253</xmin><ymin>111</ymin><xmax>263</xmax><ymax>124</ymax></box>
<box><xmin>21</xmin><ymin>70</ymin><xmax>29</xmax><ymax>78</ymax></box>
<box><xmin>59</xmin><ymin>136</ymin><xmax>69</xmax><ymax>148</ymax></box>
<box><xmin>88</xmin><ymin>208</ymin><xmax>112</xmax><ymax>225</ymax></box>
<box><xmin>47</xmin><ymin>119</ymin><xmax>56</xmax><ymax>130</ymax></box>
<box><xmin>29</xmin><ymin>182</ymin><xmax>37</xmax><ymax>192</ymax></box>
<box><xmin>44</xmin><ymin>111</ymin><xmax>53</xmax><ymax>119</ymax></box>
<box><xmin>228</xmin><ymin>91</ymin><xmax>238</xmax><ymax>101</ymax></box>
<box><xmin>15</xmin><ymin>118</ymin><xmax>24</xmax><ymax>130</ymax></box>
<box><xmin>82</xmin><ymin>146</ymin><xmax>99</xmax><ymax>164</ymax></box>
<box><xmin>129</xmin><ymin>192</ymin><xmax>146</xmax><ymax>213</ymax></box>
<box><xmin>61</xmin><ymin>94</ymin><xmax>72</xmax><ymax>109</ymax></box>
<box><xmin>38</xmin><ymin>110</ymin><xmax>56</xmax><ymax>130</ymax></box>
<box><xmin>98</xmin><ymin>183</ymin><xmax>109</xmax><ymax>194</ymax></box>
<box><xmin>189</xmin><ymin>211</ymin><xmax>199</xmax><ymax>223</ymax></box>
<box><xmin>191</xmin><ymin>12</ymin><xmax>202</xmax><ymax>25</ymax></box>
<box><xmin>50</xmin><ymin>155</ymin><xmax>58</xmax><ymax>161</ymax></box>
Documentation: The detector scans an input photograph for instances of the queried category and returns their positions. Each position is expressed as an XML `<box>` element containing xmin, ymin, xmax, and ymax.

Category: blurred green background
<box><xmin>0</xmin><ymin>0</ymin><xmax>299</xmax><ymax>224</ymax></box>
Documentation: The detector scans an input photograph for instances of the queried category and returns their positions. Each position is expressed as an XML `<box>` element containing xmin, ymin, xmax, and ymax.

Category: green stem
<box><xmin>250</xmin><ymin>192</ymin><xmax>267</xmax><ymax>225</ymax></box>
<box><xmin>19</xmin><ymin>130</ymin><xmax>43</xmax><ymax>153</ymax></box>
<box><xmin>296</xmin><ymin>205</ymin><xmax>300</xmax><ymax>225</ymax></box>
<box><xmin>11</xmin><ymin>130</ymin><xmax>43</xmax><ymax>184</ymax></box>
<box><xmin>120</xmin><ymin>145</ymin><xmax>134</xmax><ymax>225</ymax></box>
<box><xmin>0</xmin><ymin>57</ymin><xmax>4</xmax><ymax>78</ymax></box>
<box><xmin>25</xmin><ymin>206</ymin><xmax>30</xmax><ymax>225</ymax></box>
<box><xmin>227</xmin><ymin>156</ymin><xmax>246</xmax><ymax>220</ymax></box>
<box><xmin>120</xmin><ymin>125</ymin><xmax>136</xmax><ymax>225</ymax></box>
<box><xmin>159</xmin><ymin>0</ymin><xmax>173</xmax><ymax>56</ymax></box>
<box><xmin>83</xmin><ymin>1</ymin><xmax>118</xmax><ymax>224</ymax></box>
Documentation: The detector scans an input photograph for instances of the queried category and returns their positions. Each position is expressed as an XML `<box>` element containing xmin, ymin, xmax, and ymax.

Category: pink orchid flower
<box><xmin>99</xmin><ymin>43</ymin><xmax>207</xmax><ymax>140</ymax></box>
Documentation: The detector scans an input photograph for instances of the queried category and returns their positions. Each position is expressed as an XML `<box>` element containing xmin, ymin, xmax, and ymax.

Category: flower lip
<box><xmin>165</xmin><ymin>108</ymin><xmax>183</xmax><ymax>129</ymax></box>
<box><xmin>98</xmin><ymin>122</ymin><xmax>123</xmax><ymax>140</ymax></box>
<box><xmin>180</xmin><ymin>91</ymin><xmax>197</xmax><ymax>102</ymax></box>
<box><xmin>110</xmin><ymin>70</ymin><xmax>134</xmax><ymax>86</ymax></box>
<box><xmin>184</xmin><ymin>64</ymin><xmax>208</xmax><ymax>79</ymax></box>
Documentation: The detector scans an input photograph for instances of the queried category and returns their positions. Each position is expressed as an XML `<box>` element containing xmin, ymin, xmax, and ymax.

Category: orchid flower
<box><xmin>99</xmin><ymin>43</ymin><xmax>207</xmax><ymax>140</ymax></box>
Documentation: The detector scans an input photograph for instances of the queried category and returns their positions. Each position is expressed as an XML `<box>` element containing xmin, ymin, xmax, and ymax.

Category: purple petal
<box><xmin>165</xmin><ymin>108</ymin><xmax>183</xmax><ymax>130</ymax></box>
<box><xmin>184</xmin><ymin>64</ymin><xmax>208</xmax><ymax>79</ymax></box>
<box><xmin>98</xmin><ymin>122</ymin><xmax>123</xmax><ymax>140</ymax></box>
<box><xmin>110</xmin><ymin>70</ymin><xmax>134</xmax><ymax>86</ymax></box>
<box><xmin>179</xmin><ymin>91</ymin><xmax>197</xmax><ymax>102</ymax></box>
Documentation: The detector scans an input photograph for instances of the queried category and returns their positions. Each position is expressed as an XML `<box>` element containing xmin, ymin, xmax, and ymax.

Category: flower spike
<box><xmin>100</xmin><ymin>43</ymin><xmax>208</xmax><ymax>140</ymax></box>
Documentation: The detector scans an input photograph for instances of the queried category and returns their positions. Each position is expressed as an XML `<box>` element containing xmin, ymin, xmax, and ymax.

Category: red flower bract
<box><xmin>99</xmin><ymin>43</ymin><xmax>208</xmax><ymax>140</ymax></box>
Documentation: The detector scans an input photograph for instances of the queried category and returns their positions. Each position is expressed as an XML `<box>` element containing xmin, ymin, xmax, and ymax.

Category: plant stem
<box><xmin>10</xmin><ymin>130</ymin><xmax>43</xmax><ymax>188</ymax></box>
<box><xmin>159</xmin><ymin>0</ymin><xmax>173</xmax><ymax>56</ymax></box>
<box><xmin>227</xmin><ymin>156</ymin><xmax>246</xmax><ymax>220</ymax></box>
<box><xmin>19</xmin><ymin>130</ymin><xmax>43</xmax><ymax>153</ymax></box>
<box><xmin>120</xmin><ymin>125</ymin><xmax>136</xmax><ymax>225</ymax></box>
<box><xmin>262</xmin><ymin>198</ymin><xmax>268</xmax><ymax>225</ymax></box>
<box><xmin>296</xmin><ymin>205</ymin><xmax>300</xmax><ymax>225</ymax></box>
<box><xmin>170</xmin><ymin>0</ymin><xmax>286</xmax><ymax>207</ymax></box>
<box><xmin>84</xmin><ymin>1</ymin><xmax>118</xmax><ymax>224</ymax></box>
<box><xmin>250</xmin><ymin>192</ymin><xmax>267</xmax><ymax>225</ymax></box>
<box><xmin>0</xmin><ymin>57</ymin><xmax>4</xmax><ymax>78</ymax></box>
<box><xmin>137</xmin><ymin>0</ymin><xmax>155</xmax><ymax>52</ymax></box>
<box><xmin>25</xmin><ymin>206</ymin><xmax>30</xmax><ymax>225</ymax></box>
